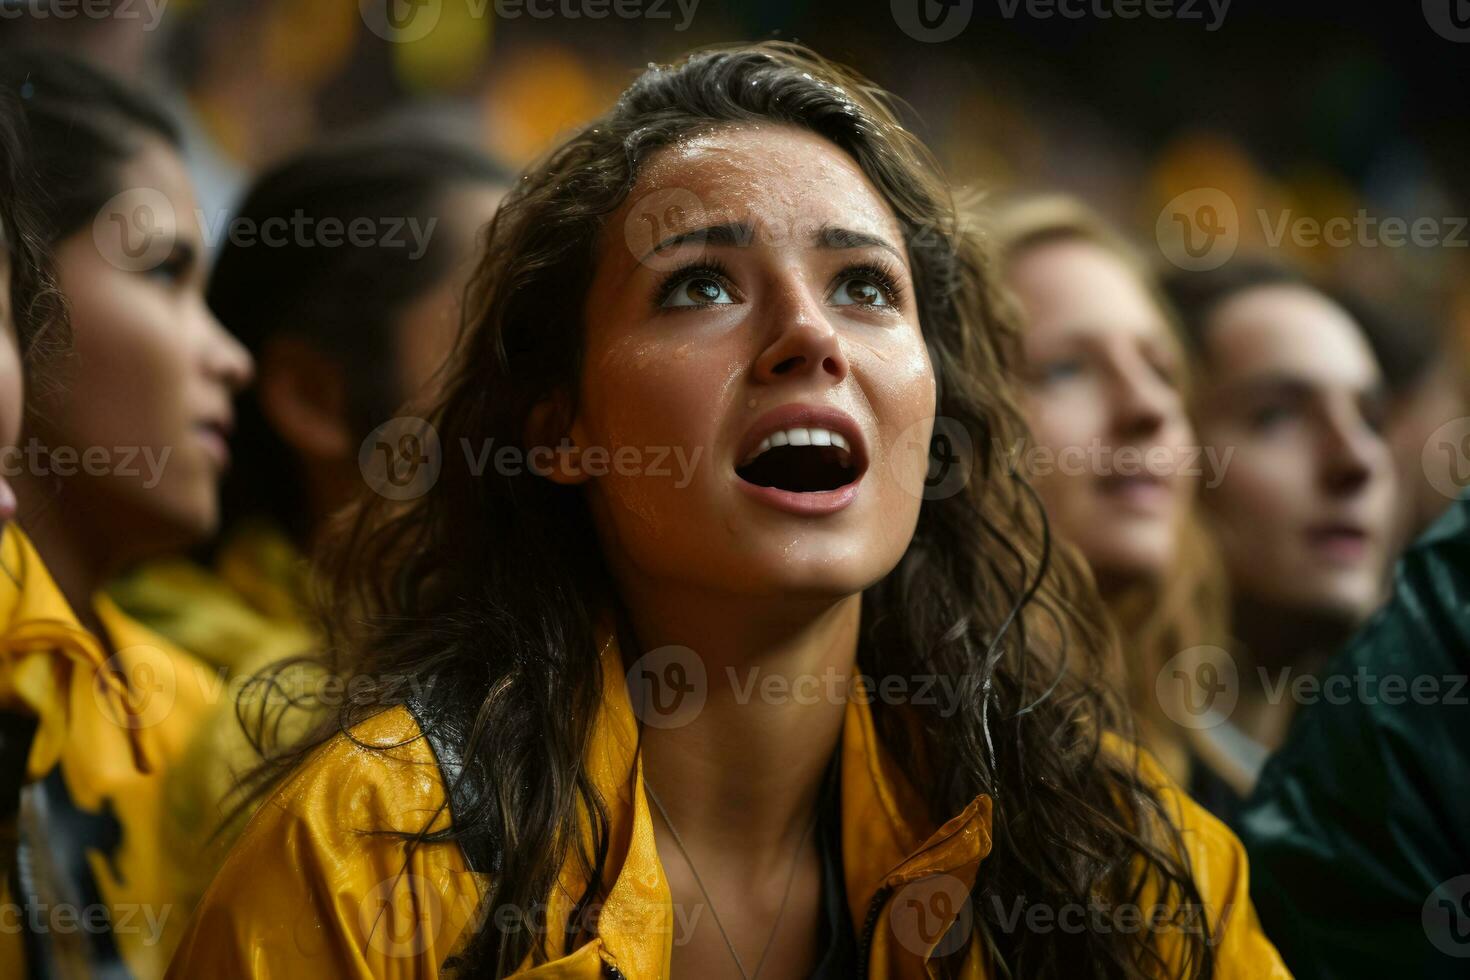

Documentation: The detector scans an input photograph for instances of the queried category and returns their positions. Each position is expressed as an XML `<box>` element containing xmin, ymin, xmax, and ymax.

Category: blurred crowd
<box><xmin>0</xmin><ymin>4</ymin><xmax>1467</xmax><ymax>979</ymax></box>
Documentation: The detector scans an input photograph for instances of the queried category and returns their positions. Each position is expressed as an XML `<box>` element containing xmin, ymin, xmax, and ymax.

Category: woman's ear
<box><xmin>257</xmin><ymin>336</ymin><xmax>352</xmax><ymax>463</ymax></box>
<box><xmin>525</xmin><ymin>390</ymin><xmax>591</xmax><ymax>485</ymax></box>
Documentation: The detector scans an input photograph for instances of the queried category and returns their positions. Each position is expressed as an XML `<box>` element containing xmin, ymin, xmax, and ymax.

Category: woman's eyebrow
<box><xmin>1215</xmin><ymin>374</ymin><xmax>1315</xmax><ymax>401</ymax></box>
<box><xmin>644</xmin><ymin>221</ymin><xmax>755</xmax><ymax>261</ymax></box>
<box><xmin>641</xmin><ymin>220</ymin><xmax>908</xmax><ymax>267</ymax></box>
<box><xmin>174</xmin><ymin>239</ymin><xmax>199</xmax><ymax>267</ymax></box>
<box><xmin>816</xmin><ymin>223</ymin><xmax>907</xmax><ymax>266</ymax></box>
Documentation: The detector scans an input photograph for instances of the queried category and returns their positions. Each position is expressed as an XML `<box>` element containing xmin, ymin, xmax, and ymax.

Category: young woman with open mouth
<box><xmin>170</xmin><ymin>43</ymin><xmax>1286</xmax><ymax>978</ymax></box>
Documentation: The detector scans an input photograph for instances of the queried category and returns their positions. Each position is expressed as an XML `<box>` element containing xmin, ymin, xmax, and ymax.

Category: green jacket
<box><xmin>1239</xmin><ymin>493</ymin><xmax>1470</xmax><ymax>978</ymax></box>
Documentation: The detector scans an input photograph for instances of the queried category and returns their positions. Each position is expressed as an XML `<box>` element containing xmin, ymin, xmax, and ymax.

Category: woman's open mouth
<box><xmin>733</xmin><ymin>407</ymin><xmax>868</xmax><ymax>515</ymax></box>
<box><xmin>736</xmin><ymin>428</ymin><xmax>859</xmax><ymax>492</ymax></box>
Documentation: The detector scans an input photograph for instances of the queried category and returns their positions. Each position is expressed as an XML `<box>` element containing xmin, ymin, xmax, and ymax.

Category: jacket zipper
<box><xmin>856</xmin><ymin>883</ymin><xmax>894</xmax><ymax>979</ymax></box>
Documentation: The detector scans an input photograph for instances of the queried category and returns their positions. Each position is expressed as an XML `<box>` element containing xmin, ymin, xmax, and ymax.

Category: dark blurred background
<box><xmin>4</xmin><ymin>0</ymin><xmax>1466</xmax><ymax>352</ymax></box>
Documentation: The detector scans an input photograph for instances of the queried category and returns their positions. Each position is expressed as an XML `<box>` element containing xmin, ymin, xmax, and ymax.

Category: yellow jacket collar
<box><xmin>531</xmin><ymin>618</ymin><xmax>994</xmax><ymax>976</ymax></box>
<box><xmin>0</xmin><ymin>525</ymin><xmax>159</xmax><ymax>777</ymax></box>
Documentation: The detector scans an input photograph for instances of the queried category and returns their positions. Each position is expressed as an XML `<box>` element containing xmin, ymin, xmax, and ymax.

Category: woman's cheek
<box><xmin>581</xmin><ymin>336</ymin><xmax>740</xmax><ymax>543</ymax></box>
<box><xmin>868</xmin><ymin>346</ymin><xmax>937</xmax><ymax>526</ymax></box>
<box><xmin>1207</xmin><ymin>437</ymin><xmax>1299</xmax><ymax>561</ymax></box>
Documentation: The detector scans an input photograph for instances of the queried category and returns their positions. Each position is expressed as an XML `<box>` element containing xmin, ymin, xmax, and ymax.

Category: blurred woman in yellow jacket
<box><xmin>0</xmin><ymin>52</ymin><xmax>253</xmax><ymax>978</ymax></box>
<box><xmin>171</xmin><ymin>43</ymin><xmax>1289</xmax><ymax>978</ymax></box>
<box><xmin>108</xmin><ymin>135</ymin><xmax>508</xmax><ymax>678</ymax></box>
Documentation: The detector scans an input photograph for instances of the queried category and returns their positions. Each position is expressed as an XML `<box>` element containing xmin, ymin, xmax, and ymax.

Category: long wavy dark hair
<box><xmin>245</xmin><ymin>42</ymin><xmax>1213</xmax><ymax>978</ymax></box>
<box><xmin>0</xmin><ymin>81</ymin><xmax>66</xmax><ymax>374</ymax></box>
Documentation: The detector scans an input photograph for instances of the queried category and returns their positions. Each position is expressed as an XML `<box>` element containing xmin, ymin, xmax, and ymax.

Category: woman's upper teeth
<box><xmin>742</xmin><ymin>427</ymin><xmax>850</xmax><ymax>464</ymax></box>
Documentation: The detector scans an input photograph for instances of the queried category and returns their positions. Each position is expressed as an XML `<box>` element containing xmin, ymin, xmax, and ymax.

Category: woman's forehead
<box><xmin>1208</xmin><ymin>285</ymin><xmax>1379</xmax><ymax>387</ymax></box>
<box><xmin>627</xmin><ymin>124</ymin><xmax>902</xmax><ymax>242</ymax></box>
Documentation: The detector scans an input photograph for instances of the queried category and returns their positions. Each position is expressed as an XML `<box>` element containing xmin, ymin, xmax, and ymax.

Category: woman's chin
<box><xmin>723</xmin><ymin>547</ymin><xmax>895</xmax><ymax>602</ymax></box>
<box><xmin>1086</xmin><ymin>541</ymin><xmax>1177</xmax><ymax>590</ymax></box>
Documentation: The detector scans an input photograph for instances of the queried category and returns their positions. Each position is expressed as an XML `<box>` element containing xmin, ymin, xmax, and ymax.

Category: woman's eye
<box><xmin>1250</xmin><ymin>403</ymin><xmax>1295</xmax><ymax>431</ymax></box>
<box><xmin>144</xmin><ymin>254</ymin><xmax>190</xmax><ymax>286</ymax></box>
<box><xmin>1359</xmin><ymin>396</ymin><xmax>1389</xmax><ymax>434</ymax></box>
<box><xmin>1147</xmin><ymin>355</ymin><xmax>1182</xmax><ymax>390</ymax></box>
<box><xmin>830</xmin><ymin>275</ymin><xmax>889</xmax><ymax>307</ymax></box>
<box><xmin>661</xmin><ymin>275</ymin><xmax>734</xmax><ymax>308</ymax></box>
<box><xmin>1035</xmin><ymin>358</ymin><xmax>1085</xmax><ymax>384</ymax></box>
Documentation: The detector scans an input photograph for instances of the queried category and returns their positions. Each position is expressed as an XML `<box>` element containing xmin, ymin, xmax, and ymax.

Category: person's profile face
<box><xmin>563</xmin><ymin>123</ymin><xmax>937</xmax><ymax>602</ymax></box>
<box><xmin>38</xmin><ymin>138</ymin><xmax>252</xmax><ymax>552</ymax></box>
<box><xmin>1194</xmin><ymin>283</ymin><xmax>1397</xmax><ymax>623</ymax></box>
<box><xmin>1008</xmin><ymin>237</ymin><xmax>1196</xmax><ymax>585</ymax></box>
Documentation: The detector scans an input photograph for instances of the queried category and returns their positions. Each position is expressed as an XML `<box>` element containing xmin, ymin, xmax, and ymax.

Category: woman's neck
<box><xmin>625</xmin><ymin>582</ymin><xmax>860</xmax><ymax>864</ymax></box>
<box><xmin>13</xmin><ymin>478</ymin><xmax>114</xmax><ymax>645</ymax></box>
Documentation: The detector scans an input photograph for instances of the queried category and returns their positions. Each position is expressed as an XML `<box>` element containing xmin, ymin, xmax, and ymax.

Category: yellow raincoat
<box><xmin>167</xmin><ymin>623</ymin><xmax>1290</xmax><ymax>978</ymax></box>
<box><xmin>0</xmin><ymin>524</ymin><xmax>228</xmax><ymax>978</ymax></box>
<box><xmin>108</xmin><ymin>520</ymin><xmax>321</xmax><ymax>866</ymax></box>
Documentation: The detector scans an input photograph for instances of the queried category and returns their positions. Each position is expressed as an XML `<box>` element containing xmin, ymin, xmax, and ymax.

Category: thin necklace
<box><xmin>644</xmin><ymin>780</ymin><xmax>821</xmax><ymax>980</ymax></box>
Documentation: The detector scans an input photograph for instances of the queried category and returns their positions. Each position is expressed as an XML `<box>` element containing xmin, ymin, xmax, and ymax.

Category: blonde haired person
<box><xmin>989</xmin><ymin>194</ymin><xmax>1240</xmax><ymax>801</ymax></box>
